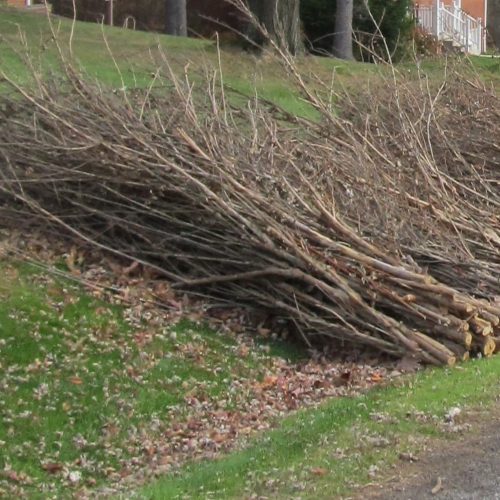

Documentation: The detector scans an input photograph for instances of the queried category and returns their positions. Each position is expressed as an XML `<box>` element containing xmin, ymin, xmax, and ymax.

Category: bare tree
<box><xmin>247</xmin><ymin>0</ymin><xmax>302</xmax><ymax>54</ymax></box>
<box><xmin>165</xmin><ymin>0</ymin><xmax>187</xmax><ymax>36</ymax></box>
<box><xmin>333</xmin><ymin>0</ymin><xmax>354</xmax><ymax>60</ymax></box>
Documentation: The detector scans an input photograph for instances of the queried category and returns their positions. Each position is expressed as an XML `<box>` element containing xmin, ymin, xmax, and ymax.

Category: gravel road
<box><xmin>362</xmin><ymin>412</ymin><xmax>500</xmax><ymax>500</ymax></box>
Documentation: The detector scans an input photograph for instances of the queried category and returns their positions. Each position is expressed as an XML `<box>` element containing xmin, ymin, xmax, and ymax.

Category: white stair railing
<box><xmin>416</xmin><ymin>5</ymin><xmax>433</xmax><ymax>32</ymax></box>
<box><xmin>415</xmin><ymin>0</ymin><xmax>483</xmax><ymax>55</ymax></box>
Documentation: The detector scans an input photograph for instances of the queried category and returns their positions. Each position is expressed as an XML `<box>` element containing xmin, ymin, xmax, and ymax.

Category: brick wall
<box><xmin>6</xmin><ymin>0</ymin><xmax>28</xmax><ymax>7</ymax></box>
<box><xmin>462</xmin><ymin>0</ymin><xmax>487</xmax><ymax>21</ymax></box>
<box><xmin>415</xmin><ymin>0</ymin><xmax>486</xmax><ymax>21</ymax></box>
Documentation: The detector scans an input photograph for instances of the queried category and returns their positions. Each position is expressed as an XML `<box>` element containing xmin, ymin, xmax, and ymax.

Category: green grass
<box><xmin>3</xmin><ymin>9</ymin><xmax>500</xmax><ymax>499</ymax></box>
<box><xmin>0</xmin><ymin>8</ymin><xmax>213</xmax><ymax>89</ymax></box>
<box><xmin>139</xmin><ymin>357</ymin><xmax>500</xmax><ymax>499</ymax></box>
<box><xmin>2</xmin><ymin>8</ymin><xmax>500</xmax><ymax>123</ymax></box>
<box><xmin>0</xmin><ymin>259</ymin><xmax>303</xmax><ymax>498</ymax></box>
<box><xmin>468</xmin><ymin>54</ymin><xmax>500</xmax><ymax>76</ymax></box>
<box><xmin>3</xmin><ymin>241</ymin><xmax>500</xmax><ymax>500</ymax></box>
<box><xmin>0</xmin><ymin>8</ymin><xmax>383</xmax><ymax>120</ymax></box>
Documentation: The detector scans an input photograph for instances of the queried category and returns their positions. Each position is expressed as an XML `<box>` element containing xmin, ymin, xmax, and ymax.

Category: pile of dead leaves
<box><xmin>0</xmin><ymin>232</ymin><xmax>410</xmax><ymax>498</ymax></box>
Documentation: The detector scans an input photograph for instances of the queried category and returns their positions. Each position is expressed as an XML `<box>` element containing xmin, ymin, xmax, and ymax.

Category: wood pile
<box><xmin>2</xmin><ymin>61</ymin><xmax>500</xmax><ymax>365</ymax></box>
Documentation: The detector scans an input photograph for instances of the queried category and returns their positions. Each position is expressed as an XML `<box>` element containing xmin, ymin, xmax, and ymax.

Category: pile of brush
<box><xmin>3</xmin><ymin>52</ymin><xmax>500</xmax><ymax>365</ymax></box>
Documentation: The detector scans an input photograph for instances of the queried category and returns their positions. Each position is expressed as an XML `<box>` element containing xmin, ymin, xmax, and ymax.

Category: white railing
<box><xmin>415</xmin><ymin>0</ymin><xmax>483</xmax><ymax>55</ymax></box>
<box><xmin>416</xmin><ymin>5</ymin><xmax>433</xmax><ymax>31</ymax></box>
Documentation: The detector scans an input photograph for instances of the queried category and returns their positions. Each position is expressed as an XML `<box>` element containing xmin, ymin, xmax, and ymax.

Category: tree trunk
<box><xmin>247</xmin><ymin>0</ymin><xmax>302</xmax><ymax>55</ymax></box>
<box><xmin>333</xmin><ymin>0</ymin><xmax>354</xmax><ymax>60</ymax></box>
<box><xmin>488</xmin><ymin>0</ymin><xmax>500</xmax><ymax>49</ymax></box>
<box><xmin>165</xmin><ymin>0</ymin><xmax>187</xmax><ymax>36</ymax></box>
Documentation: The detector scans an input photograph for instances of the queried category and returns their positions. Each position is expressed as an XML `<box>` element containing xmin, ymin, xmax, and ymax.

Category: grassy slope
<box><xmin>4</xmin><ymin>256</ymin><xmax>500</xmax><ymax>500</ymax></box>
<box><xmin>0</xmin><ymin>259</ymin><xmax>303</xmax><ymax>498</ymax></box>
<box><xmin>3</xmin><ymin>256</ymin><xmax>500</xmax><ymax>500</ymax></box>
<box><xmin>0</xmin><ymin>8</ymin><xmax>379</xmax><ymax>120</ymax></box>
<box><xmin>2</xmin><ymin>9</ymin><xmax>500</xmax><ymax>500</ymax></box>
<box><xmin>2</xmin><ymin>10</ymin><xmax>498</xmax><ymax>126</ymax></box>
<box><xmin>1</xmin><ymin>9</ymin><xmax>499</xmax><ymax>111</ymax></box>
<box><xmin>3</xmin><ymin>9</ymin><xmax>498</xmax><ymax>121</ymax></box>
<box><xmin>140</xmin><ymin>358</ymin><xmax>500</xmax><ymax>499</ymax></box>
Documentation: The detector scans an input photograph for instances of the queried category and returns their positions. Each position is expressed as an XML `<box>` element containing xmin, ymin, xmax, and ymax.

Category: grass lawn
<box><xmin>2</xmin><ymin>8</ymin><xmax>499</xmax><ymax>124</ymax></box>
<box><xmin>0</xmin><ymin>257</ymin><xmax>305</xmax><ymax>498</ymax></box>
<box><xmin>139</xmin><ymin>354</ymin><xmax>500</xmax><ymax>499</ymax></box>
<box><xmin>3</xmin><ymin>255</ymin><xmax>500</xmax><ymax>500</ymax></box>
<box><xmin>3</xmin><ymin>8</ymin><xmax>500</xmax><ymax>500</ymax></box>
<box><xmin>3</xmin><ymin>8</ymin><xmax>499</xmax><ymax>122</ymax></box>
<box><xmin>0</xmin><ymin>7</ymin><xmax>381</xmax><ymax>120</ymax></box>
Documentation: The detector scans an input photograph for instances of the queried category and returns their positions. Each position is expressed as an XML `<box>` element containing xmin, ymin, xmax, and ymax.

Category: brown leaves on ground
<box><xmin>41</xmin><ymin>463</ymin><xmax>63</xmax><ymax>474</ymax></box>
<box><xmin>310</xmin><ymin>467</ymin><xmax>326</xmax><ymax>475</ymax></box>
<box><xmin>0</xmin><ymin>232</ymin><xmax>403</xmax><ymax>498</ymax></box>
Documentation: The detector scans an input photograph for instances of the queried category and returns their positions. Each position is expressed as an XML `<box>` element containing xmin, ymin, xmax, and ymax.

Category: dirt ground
<box><xmin>357</xmin><ymin>409</ymin><xmax>500</xmax><ymax>500</ymax></box>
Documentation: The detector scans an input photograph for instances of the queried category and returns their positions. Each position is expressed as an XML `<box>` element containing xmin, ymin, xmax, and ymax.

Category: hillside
<box><xmin>2</xmin><ymin>8</ymin><xmax>500</xmax><ymax>115</ymax></box>
<box><xmin>0</xmin><ymin>7</ymin><xmax>378</xmax><ymax>119</ymax></box>
<box><xmin>4</xmin><ymin>8</ymin><xmax>500</xmax><ymax>500</ymax></box>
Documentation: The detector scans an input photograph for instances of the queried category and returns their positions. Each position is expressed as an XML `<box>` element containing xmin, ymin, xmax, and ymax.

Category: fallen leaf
<box><xmin>67</xmin><ymin>376</ymin><xmax>83</xmax><ymax>385</ymax></box>
<box><xmin>261</xmin><ymin>375</ymin><xmax>278</xmax><ymax>389</ymax></box>
<box><xmin>398</xmin><ymin>452</ymin><xmax>418</xmax><ymax>462</ymax></box>
<box><xmin>7</xmin><ymin>471</ymin><xmax>19</xmax><ymax>483</ymax></box>
<box><xmin>310</xmin><ymin>467</ymin><xmax>326</xmax><ymax>475</ymax></box>
<box><xmin>444</xmin><ymin>407</ymin><xmax>461</xmax><ymax>423</ymax></box>
<box><xmin>340</xmin><ymin>370</ymin><xmax>352</xmax><ymax>385</ymax></box>
<box><xmin>66</xmin><ymin>248</ymin><xmax>81</xmax><ymax>275</ymax></box>
<box><xmin>143</xmin><ymin>445</ymin><xmax>155</xmax><ymax>456</ymax></box>
<box><xmin>42</xmin><ymin>463</ymin><xmax>63</xmax><ymax>474</ymax></box>
<box><xmin>47</xmin><ymin>286</ymin><xmax>64</xmax><ymax>296</ymax></box>
<box><xmin>237</xmin><ymin>345</ymin><xmax>249</xmax><ymax>357</ymax></box>
<box><xmin>68</xmin><ymin>470</ymin><xmax>82</xmax><ymax>484</ymax></box>
<box><xmin>212</xmin><ymin>433</ymin><xmax>228</xmax><ymax>443</ymax></box>
<box><xmin>122</xmin><ymin>261</ymin><xmax>139</xmax><ymax>276</ymax></box>
<box><xmin>158</xmin><ymin>455</ymin><xmax>174</xmax><ymax>466</ymax></box>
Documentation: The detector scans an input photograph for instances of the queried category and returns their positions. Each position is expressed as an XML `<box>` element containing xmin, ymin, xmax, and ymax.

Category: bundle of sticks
<box><xmin>2</xmin><ymin>59</ymin><xmax>500</xmax><ymax>366</ymax></box>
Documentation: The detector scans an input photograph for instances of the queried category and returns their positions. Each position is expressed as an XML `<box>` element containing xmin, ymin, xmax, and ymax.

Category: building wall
<box><xmin>462</xmin><ymin>0</ymin><xmax>487</xmax><ymax>20</ymax></box>
<box><xmin>6</xmin><ymin>0</ymin><xmax>28</xmax><ymax>7</ymax></box>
